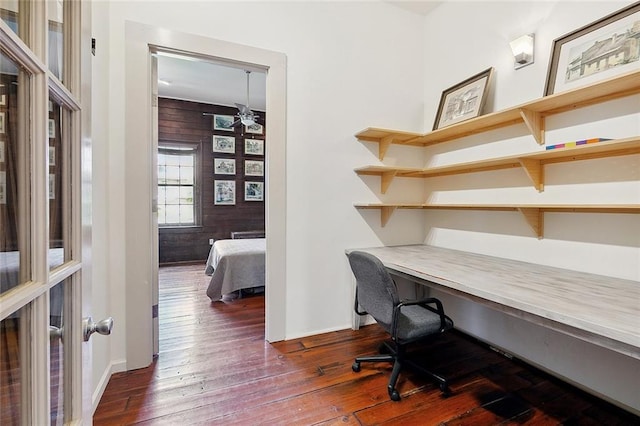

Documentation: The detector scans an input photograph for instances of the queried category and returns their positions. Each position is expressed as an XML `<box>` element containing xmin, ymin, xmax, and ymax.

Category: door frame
<box><xmin>124</xmin><ymin>21</ymin><xmax>287</xmax><ymax>370</ymax></box>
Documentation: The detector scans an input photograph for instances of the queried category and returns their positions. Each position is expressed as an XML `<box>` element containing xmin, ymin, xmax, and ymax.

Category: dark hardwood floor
<box><xmin>93</xmin><ymin>263</ymin><xmax>639</xmax><ymax>425</ymax></box>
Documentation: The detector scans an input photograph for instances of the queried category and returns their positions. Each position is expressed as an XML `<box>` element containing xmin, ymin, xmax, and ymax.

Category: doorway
<box><xmin>124</xmin><ymin>22</ymin><xmax>287</xmax><ymax>370</ymax></box>
<box><xmin>153</xmin><ymin>53</ymin><xmax>268</xmax><ymax>351</ymax></box>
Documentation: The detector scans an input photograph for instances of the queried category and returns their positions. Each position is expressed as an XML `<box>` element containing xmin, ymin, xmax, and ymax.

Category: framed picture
<box><xmin>0</xmin><ymin>171</ymin><xmax>5</xmax><ymax>204</ymax></box>
<box><xmin>544</xmin><ymin>2</ymin><xmax>640</xmax><ymax>95</ymax></box>
<box><xmin>49</xmin><ymin>146</ymin><xmax>55</xmax><ymax>166</ymax></box>
<box><xmin>213</xmin><ymin>114</ymin><xmax>235</xmax><ymax>132</ymax></box>
<box><xmin>244</xmin><ymin>138</ymin><xmax>264</xmax><ymax>156</ymax></box>
<box><xmin>48</xmin><ymin>119</ymin><xmax>55</xmax><ymax>138</ymax></box>
<box><xmin>0</xmin><ymin>141</ymin><xmax>4</xmax><ymax>163</ymax></box>
<box><xmin>214</xmin><ymin>180</ymin><xmax>235</xmax><ymax>205</ymax></box>
<box><xmin>244</xmin><ymin>181</ymin><xmax>264</xmax><ymax>201</ymax></box>
<box><xmin>433</xmin><ymin>67</ymin><xmax>494</xmax><ymax>130</ymax></box>
<box><xmin>49</xmin><ymin>174</ymin><xmax>56</xmax><ymax>199</ymax></box>
<box><xmin>0</xmin><ymin>112</ymin><xmax>5</xmax><ymax>134</ymax></box>
<box><xmin>245</xmin><ymin>123</ymin><xmax>263</xmax><ymax>135</ymax></box>
<box><xmin>244</xmin><ymin>160</ymin><xmax>264</xmax><ymax>176</ymax></box>
<box><xmin>214</xmin><ymin>158</ymin><xmax>236</xmax><ymax>175</ymax></box>
<box><xmin>0</xmin><ymin>84</ymin><xmax>5</xmax><ymax>106</ymax></box>
<box><xmin>212</xmin><ymin>135</ymin><xmax>235</xmax><ymax>153</ymax></box>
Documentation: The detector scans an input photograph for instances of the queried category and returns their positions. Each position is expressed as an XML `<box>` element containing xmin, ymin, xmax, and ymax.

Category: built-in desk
<box><xmin>347</xmin><ymin>245</ymin><xmax>640</xmax><ymax>360</ymax></box>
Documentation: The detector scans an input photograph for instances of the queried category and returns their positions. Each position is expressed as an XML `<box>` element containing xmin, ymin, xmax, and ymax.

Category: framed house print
<box><xmin>0</xmin><ymin>84</ymin><xmax>5</xmax><ymax>106</ymax></box>
<box><xmin>244</xmin><ymin>138</ymin><xmax>264</xmax><ymax>156</ymax></box>
<box><xmin>244</xmin><ymin>181</ymin><xmax>264</xmax><ymax>201</ymax></box>
<box><xmin>244</xmin><ymin>160</ymin><xmax>264</xmax><ymax>176</ymax></box>
<box><xmin>213</xmin><ymin>114</ymin><xmax>235</xmax><ymax>132</ymax></box>
<box><xmin>433</xmin><ymin>67</ymin><xmax>493</xmax><ymax>130</ymax></box>
<box><xmin>0</xmin><ymin>141</ymin><xmax>4</xmax><ymax>163</ymax></box>
<box><xmin>214</xmin><ymin>158</ymin><xmax>236</xmax><ymax>175</ymax></box>
<box><xmin>245</xmin><ymin>123</ymin><xmax>263</xmax><ymax>135</ymax></box>
<box><xmin>0</xmin><ymin>112</ymin><xmax>5</xmax><ymax>134</ymax></box>
<box><xmin>544</xmin><ymin>2</ymin><xmax>640</xmax><ymax>95</ymax></box>
<box><xmin>212</xmin><ymin>135</ymin><xmax>235</xmax><ymax>153</ymax></box>
<box><xmin>49</xmin><ymin>146</ymin><xmax>56</xmax><ymax>166</ymax></box>
<box><xmin>214</xmin><ymin>180</ymin><xmax>236</xmax><ymax>205</ymax></box>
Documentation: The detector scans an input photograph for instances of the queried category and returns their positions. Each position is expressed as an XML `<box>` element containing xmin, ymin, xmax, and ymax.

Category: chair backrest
<box><xmin>347</xmin><ymin>251</ymin><xmax>399</xmax><ymax>331</ymax></box>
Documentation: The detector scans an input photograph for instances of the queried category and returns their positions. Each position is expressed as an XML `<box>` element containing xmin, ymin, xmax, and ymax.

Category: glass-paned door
<box><xmin>0</xmin><ymin>0</ymin><xmax>88</xmax><ymax>424</ymax></box>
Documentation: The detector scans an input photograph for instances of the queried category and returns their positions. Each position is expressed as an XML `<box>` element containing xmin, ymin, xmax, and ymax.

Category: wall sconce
<box><xmin>510</xmin><ymin>34</ymin><xmax>534</xmax><ymax>69</ymax></box>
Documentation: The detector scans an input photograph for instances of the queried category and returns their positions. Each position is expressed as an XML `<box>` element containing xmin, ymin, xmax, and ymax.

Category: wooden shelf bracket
<box><xmin>519</xmin><ymin>108</ymin><xmax>544</xmax><ymax>145</ymax></box>
<box><xmin>381</xmin><ymin>171</ymin><xmax>397</xmax><ymax>194</ymax></box>
<box><xmin>518</xmin><ymin>158</ymin><xmax>544</xmax><ymax>192</ymax></box>
<box><xmin>381</xmin><ymin>206</ymin><xmax>397</xmax><ymax>227</ymax></box>
<box><xmin>518</xmin><ymin>207</ymin><xmax>544</xmax><ymax>239</ymax></box>
<box><xmin>379</xmin><ymin>135</ymin><xmax>394</xmax><ymax>160</ymax></box>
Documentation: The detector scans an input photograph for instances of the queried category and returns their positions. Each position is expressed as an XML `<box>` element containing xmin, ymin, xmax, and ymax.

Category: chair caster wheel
<box><xmin>352</xmin><ymin>362</ymin><xmax>361</xmax><ymax>372</ymax></box>
<box><xmin>388</xmin><ymin>388</ymin><xmax>401</xmax><ymax>401</ymax></box>
<box><xmin>439</xmin><ymin>382</ymin><xmax>451</xmax><ymax>397</ymax></box>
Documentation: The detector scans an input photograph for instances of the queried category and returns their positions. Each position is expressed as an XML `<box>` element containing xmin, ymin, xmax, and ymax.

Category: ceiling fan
<box><xmin>233</xmin><ymin>70</ymin><xmax>259</xmax><ymax>127</ymax></box>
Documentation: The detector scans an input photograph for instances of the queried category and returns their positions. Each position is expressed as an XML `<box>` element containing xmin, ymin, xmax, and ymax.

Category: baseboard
<box><xmin>92</xmin><ymin>359</ymin><xmax>126</xmax><ymax>415</ymax></box>
<box><xmin>285</xmin><ymin>324</ymin><xmax>354</xmax><ymax>341</ymax></box>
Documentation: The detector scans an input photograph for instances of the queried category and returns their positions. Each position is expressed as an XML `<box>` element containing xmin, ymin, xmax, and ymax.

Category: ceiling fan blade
<box><xmin>235</xmin><ymin>103</ymin><xmax>252</xmax><ymax>115</ymax></box>
<box><xmin>232</xmin><ymin>118</ymin><xmax>242</xmax><ymax>127</ymax></box>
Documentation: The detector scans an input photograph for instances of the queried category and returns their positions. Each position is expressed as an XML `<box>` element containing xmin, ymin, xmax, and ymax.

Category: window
<box><xmin>158</xmin><ymin>145</ymin><xmax>198</xmax><ymax>226</ymax></box>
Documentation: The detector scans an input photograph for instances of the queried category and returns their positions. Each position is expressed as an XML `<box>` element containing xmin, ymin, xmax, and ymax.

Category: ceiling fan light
<box><xmin>241</xmin><ymin>116</ymin><xmax>255</xmax><ymax>126</ymax></box>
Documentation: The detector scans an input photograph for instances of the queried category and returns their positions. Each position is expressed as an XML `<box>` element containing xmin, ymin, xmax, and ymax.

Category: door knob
<box><xmin>49</xmin><ymin>325</ymin><xmax>63</xmax><ymax>341</ymax></box>
<box><xmin>82</xmin><ymin>316</ymin><xmax>113</xmax><ymax>341</ymax></box>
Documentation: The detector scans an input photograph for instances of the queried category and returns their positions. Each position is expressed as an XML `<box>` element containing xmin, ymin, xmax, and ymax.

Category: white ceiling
<box><xmin>157</xmin><ymin>54</ymin><xmax>267</xmax><ymax>111</ymax></box>
<box><xmin>155</xmin><ymin>2</ymin><xmax>440</xmax><ymax>111</ymax></box>
<box><xmin>385</xmin><ymin>1</ymin><xmax>441</xmax><ymax>16</ymax></box>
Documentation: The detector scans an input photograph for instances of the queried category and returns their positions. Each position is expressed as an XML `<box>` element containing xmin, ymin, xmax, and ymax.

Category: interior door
<box><xmin>0</xmin><ymin>0</ymin><xmax>92</xmax><ymax>424</ymax></box>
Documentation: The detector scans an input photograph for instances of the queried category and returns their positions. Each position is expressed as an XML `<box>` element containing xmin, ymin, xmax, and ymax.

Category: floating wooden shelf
<box><xmin>354</xmin><ymin>203</ymin><xmax>640</xmax><ymax>237</ymax></box>
<box><xmin>355</xmin><ymin>69</ymin><xmax>640</xmax><ymax>160</ymax></box>
<box><xmin>356</xmin><ymin>137</ymin><xmax>640</xmax><ymax>193</ymax></box>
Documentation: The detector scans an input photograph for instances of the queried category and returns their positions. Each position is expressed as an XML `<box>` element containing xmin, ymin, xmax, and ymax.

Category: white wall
<box><xmin>90</xmin><ymin>0</ymin><xmax>128</xmax><ymax>412</ymax></box>
<box><xmin>92</xmin><ymin>0</ymin><xmax>428</xmax><ymax>403</ymax></box>
<box><xmin>91</xmin><ymin>0</ymin><xmax>640</xmax><ymax>414</ymax></box>
<box><xmin>419</xmin><ymin>1</ymin><xmax>640</xmax><ymax>413</ymax></box>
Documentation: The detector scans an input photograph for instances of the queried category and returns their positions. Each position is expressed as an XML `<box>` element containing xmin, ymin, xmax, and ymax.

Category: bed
<box><xmin>205</xmin><ymin>238</ymin><xmax>265</xmax><ymax>301</ymax></box>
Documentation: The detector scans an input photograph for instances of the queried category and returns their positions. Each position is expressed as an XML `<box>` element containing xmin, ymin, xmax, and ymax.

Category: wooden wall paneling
<box><xmin>157</xmin><ymin>98</ymin><xmax>265</xmax><ymax>264</ymax></box>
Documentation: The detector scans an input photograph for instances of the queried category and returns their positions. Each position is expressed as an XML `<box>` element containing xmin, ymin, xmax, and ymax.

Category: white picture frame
<box><xmin>213</xmin><ymin>114</ymin><xmax>235</xmax><ymax>132</ymax></box>
<box><xmin>0</xmin><ymin>112</ymin><xmax>5</xmax><ymax>134</ymax></box>
<box><xmin>49</xmin><ymin>146</ymin><xmax>55</xmax><ymax>166</ymax></box>
<box><xmin>212</xmin><ymin>135</ymin><xmax>235</xmax><ymax>153</ymax></box>
<box><xmin>245</xmin><ymin>123</ymin><xmax>263</xmax><ymax>135</ymax></box>
<box><xmin>0</xmin><ymin>84</ymin><xmax>5</xmax><ymax>106</ymax></box>
<box><xmin>244</xmin><ymin>160</ymin><xmax>264</xmax><ymax>177</ymax></box>
<box><xmin>48</xmin><ymin>119</ymin><xmax>56</xmax><ymax>138</ymax></box>
<box><xmin>214</xmin><ymin>180</ymin><xmax>235</xmax><ymax>205</ymax></box>
<box><xmin>0</xmin><ymin>141</ymin><xmax>4</xmax><ymax>163</ymax></box>
<box><xmin>244</xmin><ymin>138</ymin><xmax>264</xmax><ymax>156</ymax></box>
<box><xmin>244</xmin><ymin>181</ymin><xmax>264</xmax><ymax>201</ymax></box>
<box><xmin>214</xmin><ymin>158</ymin><xmax>236</xmax><ymax>175</ymax></box>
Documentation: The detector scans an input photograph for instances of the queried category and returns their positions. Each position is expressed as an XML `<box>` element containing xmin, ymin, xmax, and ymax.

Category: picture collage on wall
<box><xmin>212</xmin><ymin>114</ymin><xmax>265</xmax><ymax>205</ymax></box>
<box><xmin>0</xmin><ymin>83</ymin><xmax>6</xmax><ymax>204</ymax></box>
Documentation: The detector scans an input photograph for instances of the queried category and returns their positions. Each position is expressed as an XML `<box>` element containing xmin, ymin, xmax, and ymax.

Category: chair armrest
<box><xmin>393</xmin><ymin>297</ymin><xmax>452</xmax><ymax>334</ymax></box>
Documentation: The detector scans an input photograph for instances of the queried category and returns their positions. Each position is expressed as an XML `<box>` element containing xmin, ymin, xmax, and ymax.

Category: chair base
<box><xmin>352</xmin><ymin>341</ymin><xmax>450</xmax><ymax>401</ymax></box>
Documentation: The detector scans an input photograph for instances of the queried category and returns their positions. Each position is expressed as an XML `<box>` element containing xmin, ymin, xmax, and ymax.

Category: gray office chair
<box><xmin>347</xmin><ymin>250</ymin><xmax>454</xmax><ymax>401</ymax></box>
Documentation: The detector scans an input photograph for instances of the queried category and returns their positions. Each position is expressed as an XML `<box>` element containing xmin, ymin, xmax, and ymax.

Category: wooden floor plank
<box><xmin>93</xmin><ymin>263</ymin><xmax>639</xmax><ymax>425</ymax></box>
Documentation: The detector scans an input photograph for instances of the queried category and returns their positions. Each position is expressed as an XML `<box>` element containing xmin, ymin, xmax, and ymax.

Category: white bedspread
<box><xmin>205</xmin><ymin>238</ymin><xmax>265</xmax><ymax>301</ymax></box>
